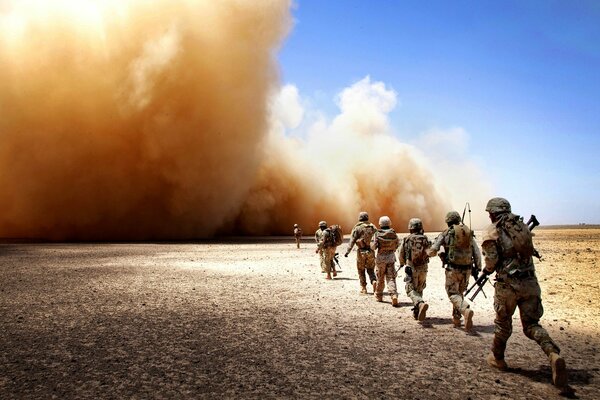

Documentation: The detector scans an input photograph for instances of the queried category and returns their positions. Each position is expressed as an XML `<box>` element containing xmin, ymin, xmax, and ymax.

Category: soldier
<box><xmin>316</xmin><ymin>223</ymin><xmax>338</xmax><ymax>280</ymax></box>
<box><xmin>428</xmin><ymin>211</ymin><xmax>481</xmax><ymax>330</ymax></box>
<box><xmin>293</xmin><ymin>224</ymin><xmax>302</xmax><ymax>248</ymax></box>
<box><xmin>315</xmin><ymin>221</ymin><xmax>327</xmax><ymax>273</ymax></box>
<box><xmin>481</xmin><ymin>197</ymin><xmax>567</xmax><ymax>389</ymax></box>
<box><xmin>370</xmin><ymin>216</ymin><xmax>400</xmax><ymax>306</ymax></box>
<box><xmin>399</xmin><ymin>218</ymin><xmax>431</xmax><ymax>321</ymax></box>
<box><xmin>344</xmin><ymin>211</ymin><xmax>377</xmax><ymax>294</ymax></box>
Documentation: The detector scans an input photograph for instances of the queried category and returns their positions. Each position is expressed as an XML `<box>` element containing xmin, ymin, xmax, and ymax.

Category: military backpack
<box><xmin>406</xmin><ymin>234</ymin><xmax>430</xmax><ymax>266</ymax></box>
<box><xmin>447</xmin><ymin>224</ymin><xmax>472</xmax><ymax>266</ymax></box>
<box><xmin>501</xmin><ymin>214</ymin><xmax>534</xmax><ymax>259</ymax></box>
<box><xmin>325</xmin><ymin>225</ymin><xmax>343</xmax><ymax>247</ymax></box>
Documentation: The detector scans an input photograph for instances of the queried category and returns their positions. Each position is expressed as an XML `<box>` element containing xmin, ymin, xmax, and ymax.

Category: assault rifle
<box><xmin>333</xmin><ymin>253</ymin><xmax>342</xmax><ymax>272</ymax></box>
<box><xmin>466</xmin><ymin>214</ymin><xmax>542</xmax><ymax>301</ymax></box>
<box><xmin>526</xmin><ymin>215</ymin><xmax>542</xmax><ymax>260</ymax></box>
<box><xmin>465</xmin><ymin>272</ymin><xmax>490</xmax><ymax>301</ymax></box>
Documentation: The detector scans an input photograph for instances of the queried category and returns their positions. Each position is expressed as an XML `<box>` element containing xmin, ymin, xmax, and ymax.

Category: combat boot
<box><xmin>549</xmin><ymin>352</ymin><xmax>567</xmax><ymax>388</ymax></box>
<box><xmin>463</xmin><ymin>308</ymin><xmax>474</xmax><ymax>330</ymax></box>
<box><xmin>391</xmin><ymin>295</ymin><xmax>399</xmax><ymax>307</ymax></box>
<box><xmin>360</xmin><ymin>286</ymin><xmax>367</xmax><ymax>295</ymax></box>
<box><xmin>326</xmin><ymin>273</ymin><xmax>332</xmax><ymax>280</ymax></box>
<box><xmin>332</xmin><ymin>269</ymin><xmax>337</xmax><ymax>277</ymax></box>
<box><xmin>452</xmin><ymin>316</ymin><xmax>461</xmax><ymax>327</ymax></box>
<box><xmin>486</xmin><ymin>352</ymin><xmax>508</xmax><ymax>370</ymax></box>
<box><xmin>375</xmin><ymin>293</ymin><xmax>383</xmax><ymax>302</ymax></box>
<box><xmin>417</xmin><ymin>302</ymin><xmax>428</xmax><ymax>322</ymax></box>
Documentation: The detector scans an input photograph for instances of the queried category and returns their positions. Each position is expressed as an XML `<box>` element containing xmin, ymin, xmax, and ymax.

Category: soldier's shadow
<box><xmin>331</xmin><ymin>277</ymin><xmax>357</xmax><ymax>281</ymax></box>
<box><xmin>419</xmin><ymin>317</ymin><xmax>452</xmax><ymax>329</ymax></box>
<box><xmin>506</xmin><ymin>365</ymin><xmax>591</xmax><ymax>399</ymax></box>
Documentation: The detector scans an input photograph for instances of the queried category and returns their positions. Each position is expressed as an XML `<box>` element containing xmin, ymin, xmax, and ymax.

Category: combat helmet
<box><xmin>485</xmin><ymin>197</ymin><xmax>511</xmax><ymax>214</ymax></box>
<box><xmin>358</xmin><ymin>211</ymin><xmax>369</xmax><ymax>222</ymax></box>
<box><xmin>445</xmin><ymin>211</ymin><xmax>461</xmax><ymax>226</ymax></box>
<box><xmin>378</xmin><ymin>216</ymin><xmax>392</xmax><ymax>228</ymax></box>
<box><xmin>408</xmin><ymin>218</ymin><xmax>423</xmax><ymax>233</ymax></box>
<box><xmin>319</xmin><ymin>221</ymin><xmax>327</xmax><ymax>228</ymax></box>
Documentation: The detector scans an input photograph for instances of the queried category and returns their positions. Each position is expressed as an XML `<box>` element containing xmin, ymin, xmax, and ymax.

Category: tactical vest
<box><xmin>355</xmin><ymin>222</ymin><xmax>376</xmax><ymax>248</ymax></box>
<box><xmin>376</xmin><ymin>229</ymin><xmax>398</xmax><ymax>252</ymax></box>
<box><xmin>406</xmin><ymin>234</ymin><xmax>430</xmax><ymax>266</ymax></box>
<box><xmin>447</xmin><ymin>224</ymin><xmax>472</xmax><ymax>266</ymax></box>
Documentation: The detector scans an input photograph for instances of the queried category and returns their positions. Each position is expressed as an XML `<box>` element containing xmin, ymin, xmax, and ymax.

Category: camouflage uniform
<box><xmin>399</xmin><ymin>229</ymin><xmax>430</xmax><ymax>319</ymax></box>
<box><xmin>315</xmin><ymin>224</ymin><xmax>326</xmax><ymax>272</ymax></box>
<box><xmin>429</xmin><ymin>212</ymin><xmax>481</xmax><ymax>328</ymax></box>
<box><xmin>370</xmin><ymin>217</ymin><xmax>399</xmax><ymax>304</ymax></box>
<box><xmin>345</xmin><ymin>213</ymin><xmax>377</xmax><ymax>294</ymax></box>
<box><xmin>482</xmin><ymin>197</ymin><xmax>566</xmax><ymax>388</ymax></box>
<box><xmin>293</xmin><ymin>225</ymin><xmax>302</xmax><ymax>248</ymax></box>
<box><xmin>317</xmin><ymin>228</ymin><xmax>337</xmax><ymax>279</ymax></box>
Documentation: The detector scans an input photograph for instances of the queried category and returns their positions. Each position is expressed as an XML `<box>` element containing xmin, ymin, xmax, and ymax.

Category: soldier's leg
<box><xmin>518</xmin><ymin>280</ymin><xmax>561</xmax><ymax>357</ymax></box>
<box><xmin>323</xmin><ymin>250</ymin><xmax>334</xmax><ymax>279</ymax></box>
<box><xmin>365</xmin><ymin>251</ymin><xmax>377</xmax><ymax>293</ymax></box>
<box><xmin>319</xmin><ymin>251</ymin><xmax>326</xmax><ymax>273</ymax></box>
<box><xmin>357</xmin><ymin>251</ymin><xmax>368</xmax><ymax>293</ymax></box>
<box><xmin>491</xmin><ymin>282</ymin><xmax>518</xmax><ymax>361</ymax></box>
<box><xmin>375</xmin><ymin>262</ymin><xmax>385</xmax><ymax>301</ymax></box>
<box><xmin>385</xmin><ymin>262</ymin><xmax>398</xmax><ymax>305</ymax></box>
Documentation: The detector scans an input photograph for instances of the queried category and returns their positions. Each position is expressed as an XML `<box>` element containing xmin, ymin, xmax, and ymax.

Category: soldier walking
<box><xmin>399</xmin><ymin>218</ymin><xmax>431</xmax><ymax>321</ymax></box>
<box><xmin>344</xmin><ymin>211</ymin><xmax>377</xmax><ymax>294</ymax></box>
<box><xmin>316</xmin><ymin>222</ymin><xmax>338</xmax><ymax>280</ymax></box>
<box><xmin>481</xmin><ymin>197</ymin><xmax>567</xmax><ymax>389</ymax></box>
<box><xmin>293</xmin><ymin>224</ymin><xmax>302</xmax><ymax>248</ymax></box>
<box><xmin>315</xmin><ymin>221</ymin><xmax>327</xmax><ymax>273</ymax></box>
<box><xmin>370</xmin><ymin>216</ymin><xmax>400</xmax><ymax>306</ymax></box>
<box><xmin>428</xmin><ymin>211</ymin><xmax>481</xmax><ymax>330</ymax></box>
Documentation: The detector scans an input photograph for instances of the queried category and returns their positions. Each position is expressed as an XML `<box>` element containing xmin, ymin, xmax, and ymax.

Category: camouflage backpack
<box><xmin>501</xmin><ymin>214</ymin><xmax>534</xmax><ymax>259</ymax></box>
<box><xmin>326</xmin><ymin>225</ymin><xmax>343</xmax><ymax>247</ymax></box>
<box><xmin>376</xmin><ymin>229</ymin><xmax>398</xmax><ymax>251</ymax></box>
<box><xmin>356</xmin><ymin>222</ymin><xmax>376</xmax><ymax>248</ymax></box>
<box><xmin>447</xmin><ymin>224</ymin><xmax>472</xmax><ymax>266</ymax></box>
<box><xmin>407</xmin><ymin>234</ymin><xmax>430</xmax><ymax>266</ymax></box>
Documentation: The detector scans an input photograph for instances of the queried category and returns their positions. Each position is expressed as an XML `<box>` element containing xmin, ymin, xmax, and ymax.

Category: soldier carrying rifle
<box><xmin>480</xmin><ymin>197</ymin><xmax>568</xmax><ymax>391</ymax></box>
<box><xmin>427</xmin><ymin>211</ymin><xmax>481</xmax><ymax>330</ymax></box>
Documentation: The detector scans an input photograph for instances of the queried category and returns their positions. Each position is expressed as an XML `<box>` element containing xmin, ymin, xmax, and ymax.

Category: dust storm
<box><xmin>0</xmin><ymin>1</ymin><xmax>488</xmax><ymax>240</ymax></box>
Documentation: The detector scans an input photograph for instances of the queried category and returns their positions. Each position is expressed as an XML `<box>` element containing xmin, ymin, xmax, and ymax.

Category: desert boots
<box><xmin>486</xmin><ymin>352</ymin><xmax>508</xmax><ymax>371</ymax></box>
<box><xmin>549</xmin><ymin>352</ymin><xmax>567</xmax><ymax>388</ymax></box>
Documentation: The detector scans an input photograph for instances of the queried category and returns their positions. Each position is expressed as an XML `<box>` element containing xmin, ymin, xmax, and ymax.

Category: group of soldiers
<box><xmin>294</xmin><ymin>197</ymin><xmax>568</xmax><ymax>391</ymax></box>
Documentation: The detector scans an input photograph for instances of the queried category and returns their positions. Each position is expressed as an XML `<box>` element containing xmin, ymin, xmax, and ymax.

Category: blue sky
<box><xmin>277</xmin><ymin>1</ymin><xmax>600</xmax><ymax>225</ymax></box>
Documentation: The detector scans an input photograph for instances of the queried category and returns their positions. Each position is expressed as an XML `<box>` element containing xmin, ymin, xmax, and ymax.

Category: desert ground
<box><xmin>1</xmin><ymin>228</ymin><xmax>599</xmax><ymax>399</ymax></box>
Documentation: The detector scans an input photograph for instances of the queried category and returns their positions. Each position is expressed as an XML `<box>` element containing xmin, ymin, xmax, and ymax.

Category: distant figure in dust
<box><xmin>344</xmin><ymin>211</ymin><xmax>377</xmax><ymax>295</ymax></box>
<box><xmin>481</xmin><ymin>197</ymin><xmax>568</xmax><ymax>390</ymax></box>
<box><xmin>316</xmin><ymin>223</ymin><xmax>338</xmax><ymax>280</ymax></box>
<box><xmin>398</xmin><ymin>218</ymin><xmax>431</xmax><ymax>321</ymax></box>
<box><xmin>428</xmin><ymin>211</ymin><xmax>481</xmax><ymax>330</ymax></box>
<box><xmin>370</xmin><ymin>216</ymin><xmax>399</xmax><ymax>306</ymax></box>
<box><xmin>315</xmin><ymin>221</ymin><xmax>327</xmax><ymax>273</ymax></box>
<box><xmin>293</xmin><ymin>224</ymin><xmax>302</xmax><ymax>248</ymax></box>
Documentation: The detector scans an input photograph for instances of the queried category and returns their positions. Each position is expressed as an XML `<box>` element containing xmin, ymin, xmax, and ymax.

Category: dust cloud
<box><xmin>238</xmin><ymin>77</ymin><xmax>491</xmax><ymax>235</ymax></box>
<box><xmin>0</xmin><ymin>1</ymin><xmax>489</xmax><ymax>240</ymax></box>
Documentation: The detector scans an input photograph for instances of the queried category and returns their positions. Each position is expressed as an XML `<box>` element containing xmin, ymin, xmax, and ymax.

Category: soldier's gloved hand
<box><xmin>344</xmin><ymin>252</ymin><xmax>349</xmax><ymax>257</ymax></box>
<box><xmin>471</xmin><ymin>267</ymin><xmax>480</xmax><ymax>280</ymax></box>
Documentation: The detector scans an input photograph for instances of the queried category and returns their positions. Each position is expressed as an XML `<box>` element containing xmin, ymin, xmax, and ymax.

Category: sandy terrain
<box><xmin>1</xmin><ymin>228</ymin><xmax>599</xmax><ymax>399</ymax></box>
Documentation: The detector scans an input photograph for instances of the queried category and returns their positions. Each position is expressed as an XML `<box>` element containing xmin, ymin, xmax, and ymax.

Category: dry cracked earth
<box><xmin>1</xmin><ymin>228</ymin><xmax>599</xmax><ymax>399</ymax></box>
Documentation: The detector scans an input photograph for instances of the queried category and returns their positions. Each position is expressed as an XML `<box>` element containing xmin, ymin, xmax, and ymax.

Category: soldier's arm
<box><xmin>481</xmin><ymin>224</ymin><xmax>500</xmax><ymax>274</ymax></box>
<box><xmin>345</xmin><ymin>227</ymin><xmax>358</xmax><ymax>255</ymax></box>
<box><xmin>471</xmin><ymin>237</ymin><xmax>482</xmax><ymax>271</ymax></box>
<box><xmin>427</xmin><ymin>232</ymin><xmax>445</xmax><ymax>257</ymax></box>
<box><xmin>370</xmin><ymin>234</ymin><xmax>378</xmax><ymax>251</ymax></box>
<box><xmin>398</xmin><ymin>237</ymin><xmax>407</xmax><ymax>265</ymax></box>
